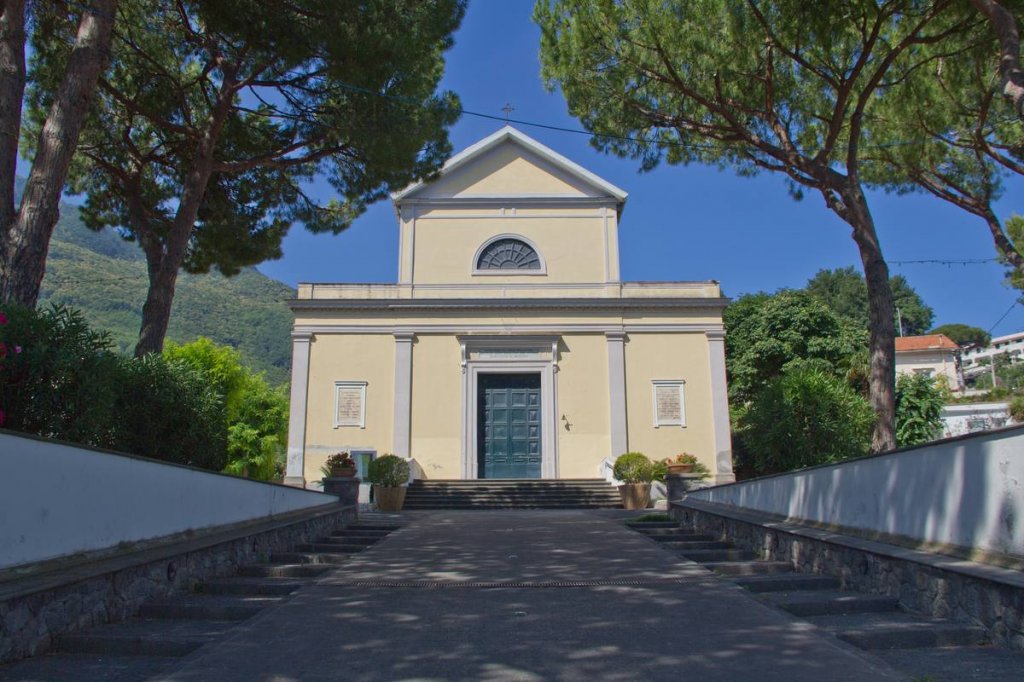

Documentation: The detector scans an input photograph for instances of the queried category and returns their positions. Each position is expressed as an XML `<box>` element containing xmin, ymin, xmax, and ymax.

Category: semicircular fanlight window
<box><xmin>476</xmin><ymin>238</ymin><xmax>541</xmax><ymax>271</ymax></box>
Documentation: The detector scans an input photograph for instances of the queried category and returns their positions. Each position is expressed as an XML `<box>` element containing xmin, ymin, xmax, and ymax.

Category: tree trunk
<box><xmin>0</xmin><ymin>0</ymin><xmax>25</xmax><ymax>231</ymax></box>
<box><xmin>971</xmin><ymin>0</ymin><xmax>1024</xmax><ymax>120</ymax></box>
<box><xmin>842</xmin><ymin>185</ymin><xmax>897</xmax><ymax>453</ymax></box>
<box><xmin>133</xmin><ymin>74</ymin><xmax>236</xmax><ymax>356</ymax></box>
<box><xmin>0</xmin><ymin>0</ymin><xmax>117</xmax><ymax>306</ymax></box>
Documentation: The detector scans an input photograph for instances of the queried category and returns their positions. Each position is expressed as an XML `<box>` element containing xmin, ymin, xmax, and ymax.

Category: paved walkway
<box><xmin>159</xmin><ymin>511</ymin><xmax>904</xmax><ymax>681</ymax></box>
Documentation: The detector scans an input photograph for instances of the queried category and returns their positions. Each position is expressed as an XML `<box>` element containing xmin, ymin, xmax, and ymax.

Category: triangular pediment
<box><xmin>392</xmin><ymin>126</ymin><xmax>627</xmax><ymax>204</ymax></box>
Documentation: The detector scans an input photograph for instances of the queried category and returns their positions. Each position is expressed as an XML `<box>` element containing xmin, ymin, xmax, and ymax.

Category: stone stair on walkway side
<box><xmin>403</xmin><ymin>478</ymin><xmax>621</xmax><ymax>509</ymax></box>
<box><xmin>626</xmin><ymin>518</ymin><xmax>993</xmax><ymax>659</ymax></box>
<box><xmin>0</xmin><ymin>516</ymin><xmax>403</xmax><ymax>682</ymax></box>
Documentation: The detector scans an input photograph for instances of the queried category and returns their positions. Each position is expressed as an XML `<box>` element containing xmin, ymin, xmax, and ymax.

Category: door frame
<box><xmin>477</xmin><ymin>372</ymin><xmax>543</xmax><ymax>480</ymax></box>
<box><xmin>458</xmin><ymin>337</ymin><xmax>559</xmax><ymax>480</ymax></box>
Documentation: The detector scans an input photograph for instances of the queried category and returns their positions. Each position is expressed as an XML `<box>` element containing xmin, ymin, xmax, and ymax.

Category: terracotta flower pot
<box><xmin>618</xmin><ymin>483</ymin><xmax>651</xmax><ymax>510</ymax></box>
<box><xmin>329</xmin><ymin>467</ymin><xmax>357</xmax><ymax>478</ymax></box>
<box><xmin>666</xmin><ymin>464</ymin><xmax>694</xmax><ymax>474</ymax></box>
<box><xmin>374</xmin><ymin>485</ymin><xmax>407</xmax><ymax>512</ymax></box>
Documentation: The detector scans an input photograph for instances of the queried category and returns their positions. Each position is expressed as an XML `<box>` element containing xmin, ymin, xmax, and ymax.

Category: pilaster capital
<box><xmin>291</xmin><ymin>331</ymin><xmax>315</xmax><ymax>342</ymax></box>
<box><xmin>393</xmin><ymin>331</ymin><xmax>416</xmax><ymax>343</ymax></box>
<box><xmin>605</xmin><ymin>330</ymin><xmax>627</xmax><ymax>342</ymax></box>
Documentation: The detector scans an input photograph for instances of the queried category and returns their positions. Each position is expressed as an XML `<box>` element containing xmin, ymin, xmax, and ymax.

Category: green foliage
<box><xmin>736</xmin><ymin>367</ymin><xmax>875</xmax><ymax>476</ymax></box>
<box><xmin>806</xmin><ymin>267</ymin><xmax>934</xmax><ymax>336</ymax></box>
<box><xmin>1005</xmin><ymin>216</ymin><xmax>1024</xmax><ymax>292</ymax></box>
<box><xmin>38</xmin><ymin>204</ymin><xmax>294</xmax><ymax>385</ymax></box>
<box><xmin>0</xmin><ymin>303</ymin><xmax>120</xmax><ymax>445</ymax></box>
<box><xmin>894</xmin><ymin>374</ymin><xmax>945</xmax><ymax>448</ymax></box>
<box><xmin>1010</xmin><ymin>396</ymin><xmax>1024</xmax><ymax>423</ymax></box>
<box><xmin>165</xmin><ymin>338</ymin><xmax>289</xmax><ymax>480</ymax></box>
<box><xmin>367</xmin><ymin>455</ymin><xmax>411</xmax><ymax>487</ymax></box>
<box><xmin>724</xmin><ymin>290</ymin><xmax>865</xmax><ymax>403</ymax></box>
<box><xmin>28</xmin><ymin>0</ymin><xmax>466</xmax><ymax>352</ymax></box>
<box><xmin>113</xmin><ymin>354</ymin><xmax>228</xmax><ymax>470</ymax></box>
<box><xmin>928</xmin><ymin>324</ymin><xmax>991</xmax><ymax>348</ymax></box>
<box><xmin>613</xmin><ymin>452</ymin><xmax>656</xmax><ymax>484</ymax></box>
<box><xmin>0</xmin><ymin>303</ymin><xmax>226</xmax><ymax>469</ymax></box>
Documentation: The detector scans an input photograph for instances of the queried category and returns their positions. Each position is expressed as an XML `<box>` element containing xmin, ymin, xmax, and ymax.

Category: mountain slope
<box><xmin>38</xmin><ymin>203</ymin><xmax>295</xmax><ymax>386</ymax></box>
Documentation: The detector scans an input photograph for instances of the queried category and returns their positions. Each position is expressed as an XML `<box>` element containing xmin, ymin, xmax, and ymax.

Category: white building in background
<box><xmin>962</xmin><ymin>330</ymin><xmax>1024</xmax><ymax>370</ymax></box>
<box><xmin>894</xmin><ymin>334</ymin><xmax>963</xmax><ymax>392</ymax></box>
<box><xmin>940</xmin><ymin>402</ymin><xmax>1012</xmax><ymax>438</ymax></box>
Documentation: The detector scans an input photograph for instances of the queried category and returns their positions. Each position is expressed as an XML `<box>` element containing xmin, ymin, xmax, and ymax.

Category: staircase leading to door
<box><xmin>403</xmin><ymin>479</ymin><xmax>621</xmax><ymax>509</ymax></box>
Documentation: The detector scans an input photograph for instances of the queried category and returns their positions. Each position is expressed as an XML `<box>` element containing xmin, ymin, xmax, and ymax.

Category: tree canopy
<box><xmin>724</xmin><ymin>290</ymin><xmax>866</xmax><ymax>403</ymax></box>
<box><xmin>535</xmin><ymin>0</ymin><xmax>981</xmax><ymax>451</ymax></box>
<box><xmin>28</xmin><ymin>0</ymin><xmax>465</xmax><ymax>355</ymax></box>
<box><xmin>806</xmin><ymin>267</ymin><xmax>934</xmax><ymax>336</ymax></box>
<box><xmin>929</xmin><ymin>323</ymin><xmax>992</xmax><ymax>347</ymax></box>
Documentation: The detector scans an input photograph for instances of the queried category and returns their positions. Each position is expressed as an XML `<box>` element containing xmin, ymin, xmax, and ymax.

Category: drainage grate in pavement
<box><xmin>341</xmin><ymin>578</ymin><xmax>693</xmax><ymax>589</ymax></box>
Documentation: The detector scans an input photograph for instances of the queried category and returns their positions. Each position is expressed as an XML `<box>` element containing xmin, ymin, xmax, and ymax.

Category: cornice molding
<box><xmin>288</xmin><ymin>296</ymin><xmax>730</xmax><ymax>313</ymax></box>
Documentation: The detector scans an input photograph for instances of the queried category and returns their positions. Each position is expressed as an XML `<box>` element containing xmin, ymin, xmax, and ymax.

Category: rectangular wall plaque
<box><xmin>652</xmin><ymin>380</ymin><xmax>686</xmax><ymax>427</ymax></box>
<box><xmin>334</xmin><ymin>381</ymin><xmax>367</xmax><ymax>428</ymax></box>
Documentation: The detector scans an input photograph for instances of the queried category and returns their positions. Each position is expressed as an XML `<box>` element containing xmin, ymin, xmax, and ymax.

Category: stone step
<box><xmin>331</xmin><ymin>528</ymin><xmax>393</xmax><ymax>537</ymax></box>
<box><xmin>805</xmin><ymin>612</ymin><xmax>989</xmax><ymax>650</ymax></box>
<box><xmin>402</xmin><ymin>495</ymin><xmax>622</xmax><ymax>503</ymax></box>
<box><xmin>704</xmin><ymin>561</ymin><xmax>794</xmax><ymax>576</ymax></box>
<box><xmin>0</xmin><ymin>653</ymin><xmax>180</xmax><ymax>682</ymax></box>
<box><xmin>346</xmin><ymin>524</ymin><xmax>402</xmax><ymax>532</ymax></box>
<box><xmin>292</xmin><ymin>542</ymin><xmax>370</xmax><ymax>553</ymax></box>
<box><xmin>632</xmin><ymin>526</ymin><xmax>691</xmax><ymax>535</ymax></box>
<box><xmin>676</xmin><ymin>548</ymin><xmax>757</xmax><ymax>562</ymax></box>
<box><xmin>399</xmin><ymin>501</ymin><xmax>622</xmax><ymax>507</ymax></box>
<box><xmin>58</xmin><ymin>619</ymin><xmax>235</xmax><ymax>657</ymax></box>
<box><xmin>199</xmin><ymin>577</ymin><xmax>307</xmax><ymax>596</ymax></box>
<box><xmin>270</xmin><ymin>551</ymin><xmax>352</xmax><ymax>565</ymax></box>
<box><xmin>237</xmin><ymin>563</ymin><xmax>333</xmax><ymax>578</ymax></box>
<box><xmin>731</xmin><ymin>574</ymin><xmax>841</xmax><ymax>593</ymax></box>
<box><xmin>140</xmin><ymin>595</ymin><xmax>283</xmax><ymax>621</ymax></box>
<box><xmin>658</xmin><ymin>540</ymin><xmax>732</xmax><ymax>550</ymax></box>
<box><xmin>762</xmin><ymin>590</ymin><xmax>900</xmax><ymax>617</ymax></box>
<box><xmin>647</xmin><ymin>533</ymin><xmax>716</xmax><ymax>543</ymax></box>
<box><xmin>323</xmin><ymin>534</ymin><xmax>380</xmax><ymax>545</ymax></box>
<box><xmin>624</xmin><ymin>521</ymin><xmax>679</xmax><ymax>529</ymax></box>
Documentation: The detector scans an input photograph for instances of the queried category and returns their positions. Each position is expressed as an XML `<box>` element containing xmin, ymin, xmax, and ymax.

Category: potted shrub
<box><xmin>321</xmin><ymin>451</ymin><xmax>357</xmax><ymax>478</ymax></box>
<box><xmin>367</xmin><ymin>454</ymin><xmax>410</xmax><ymax>512</ymax></box>
<box><xmin>662</xmin><ymin>453</ymin><xmax>698</xmax><ymax>474</ymax></box>
<box><xmin>613</xmin><ymin>452</ymin><xmax>655</xmax><ymax>510</ymax></box>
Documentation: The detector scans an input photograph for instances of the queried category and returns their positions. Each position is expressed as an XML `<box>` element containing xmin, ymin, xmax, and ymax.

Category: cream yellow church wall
<box><xmin>623</xmin><ymin>333</ymin><xmax>716</xmax><ymax>472</ymax></box>
<box><xmin>423</xmin><ymin>143</ymin><xmax>593</xmax><ymax>197</ymax></box>
<box><xmin>302</xmin><ymin>334</ymin><xmax>394</xmax><ymax>482</ymax></box>
<box><xmin>554</xmin><ymin>334</ymin><xmax>611</xmax><ymax>478</ymax></box>
<box><xmin>408</xmin><ymin>334</ymin><xmax>463</xmax><ymax>479</ymax></box>
<box><xmin>412</xmin><ymin>216</ymin><xmax>607</xmax><ymax>285</ymax></box>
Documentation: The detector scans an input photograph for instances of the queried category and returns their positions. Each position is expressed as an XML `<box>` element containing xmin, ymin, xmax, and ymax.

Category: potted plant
<box><xmin>367</xmin><ymin>454</ymin><xmax>410</xmax><ymax>512</ymax></box>
<box><xmin>663</xmin><ymin>453</ymin><xmax>698</xmax><ymax>474</ymax></box>
<box><xmin>321</xmin><ymin>452</ymin><xmax>357</xmax><ymax>479</ymax></box>
<box><xmin>613</xmin><ymin>452</ymin><xmax>655</xmax><ymax>510</ymax></box>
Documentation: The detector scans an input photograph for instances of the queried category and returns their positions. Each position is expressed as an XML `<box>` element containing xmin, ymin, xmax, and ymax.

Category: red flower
<box><xmin>0</xmin><ymin>311</ymin><xmax>7</xmax><ymax>325</ymax></box>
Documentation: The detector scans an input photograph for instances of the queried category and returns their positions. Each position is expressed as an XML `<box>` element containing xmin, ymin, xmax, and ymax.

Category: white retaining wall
<box><xmin>0</xmin><ymin>431</ymin><xmax>338</xmax><ymax>570</ymax></box>
<box><xmin>686</xmin><ymin>426</ymin><xmax>1024</xmax><ymax>559</ymax></box>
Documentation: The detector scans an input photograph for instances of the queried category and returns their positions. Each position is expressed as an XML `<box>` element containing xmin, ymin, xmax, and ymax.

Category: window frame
<box><xmin>471</xmin><ymin>234</ymin><xmax>547</xmax><ymax>276</ymax></box>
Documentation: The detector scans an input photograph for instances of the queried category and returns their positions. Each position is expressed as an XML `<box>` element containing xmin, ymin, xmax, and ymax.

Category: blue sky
<box><xmin>257</xmin><ymin>1</ymin><xmax>1024</xmax><ymax>336</ymax></box>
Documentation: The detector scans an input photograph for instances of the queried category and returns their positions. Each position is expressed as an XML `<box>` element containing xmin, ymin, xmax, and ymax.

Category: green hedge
<box><xmin>0</xmin><ymin>304</ymin><xmax>226</xmax><ymax>470</ymax></box>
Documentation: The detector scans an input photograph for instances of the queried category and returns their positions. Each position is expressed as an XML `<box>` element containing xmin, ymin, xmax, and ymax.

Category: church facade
<box><xmin>284</xmin><ymin>127</ymin><xmax>734</xmax><ymax>487</ymax></box>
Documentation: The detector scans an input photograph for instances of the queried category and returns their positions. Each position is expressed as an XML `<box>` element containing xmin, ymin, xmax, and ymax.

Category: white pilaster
<box><xmin>392</xmin><ymin>331</ymin><xmax>415</xmax><ymax>459</ymax></box>
<box><xmin>284</xmin><ymin>332</ymin><xmax>314</xmax><ymax>487</ymax></box>
<box><xmin>606</xmin><ymin>331</ymin><xmax>628</xmax><ymax>457</ymax></box>
<box><xmin>706</xmin><ymin>329</ymin><xmax>736</xmax><ymax>483</ymax></box>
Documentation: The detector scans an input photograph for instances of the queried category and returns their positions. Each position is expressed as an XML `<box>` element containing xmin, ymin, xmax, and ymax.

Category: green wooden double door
<box><xmin>478</xmin><ymin>373</ymin><xmax>542</xmax><ymax>479</ymax></box>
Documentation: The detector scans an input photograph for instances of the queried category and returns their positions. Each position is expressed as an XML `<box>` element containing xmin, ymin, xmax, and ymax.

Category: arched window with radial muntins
<box><xmin>475</xmin><ymin>237</ymin><xmax>543</xmax><ymax>272</ymax></box>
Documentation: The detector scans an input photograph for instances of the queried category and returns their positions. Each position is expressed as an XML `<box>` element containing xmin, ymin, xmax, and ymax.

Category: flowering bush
<box><xmin>321</xmin><ymin>451</ymin><xmax>355</xmax><ymax>477</ymax></box>
<box><xmin>662</xmin><ymin>453</ymin><xmax>698</xmax><ymax>465</ymax></box>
